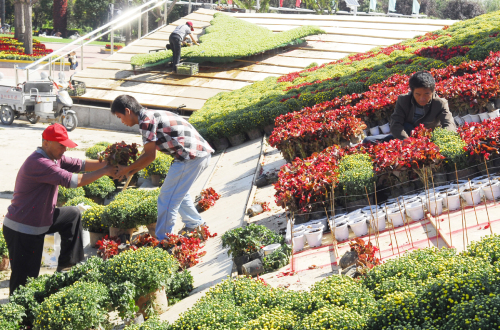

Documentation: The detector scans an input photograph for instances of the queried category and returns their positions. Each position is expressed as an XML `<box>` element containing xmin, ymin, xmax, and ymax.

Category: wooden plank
<box><xmin>298</xmin><ymin>41</ymin><xmax>375</xmax><ymax>53</ymax></box>
<box><xmin>279</xmin><ymin>49</ymin><xmax>346</xmax><ymax>60</ymax></box>
<box><xmin>231</xmin><ymin>12</ymin><xmax>456</xmax><ymax>26</ymax></box>
<box><xmin>241</xmin><ymin>56</ymin><xmax>331</xmax><ymax>68</ymax></box>
<box><xmin>117</xmin><ymin>45</ymin><xmax>167</xmax><ymax>54</ymax></box>
<box><xmin>88</xmin><ymin>61</ymin><xmax>132</xmax><ymax>70</ymax></box>
<box><xmin>258</xmin><ymin>25</ymin><xmax>430</xmax><ymax>39</ymax></box>
<box><xmin>305</xmin><ymin>34</ymin><xmax>403</xmax><ymax>46</ymax></box>
<box><xmin>130</xmin><ymin>39</ymin><xmax>170</xmax><ymax>48</ymax></box>
<box><xmin>183</xmin><ymin>12</ymin><xmax>215</xmax><ymax>23</ymax></box>
<box><xmin>73</xmin><ymin>69</ymin><xmax>135</xmax><ymax>80</ymax></box>
<box><xmin>126</xmin><ymin>73</ymin><xmax>251</xmax><ymax>90</ymax></box>
<box><xmin>238</xmin><ymin>17</ymin><xmax>444</xmax><ymax>32</ymax></box>
<box><xmin>101</xmin><ymin>53</ymin><xmax>136</xmax><ymax>62</ymax></box>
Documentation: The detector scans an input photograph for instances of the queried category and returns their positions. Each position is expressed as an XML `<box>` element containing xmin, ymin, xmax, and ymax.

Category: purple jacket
<box><xmin>4</xmin><ymin>148</ymin><xmax>83</xmax><ymax>235</ymax></box>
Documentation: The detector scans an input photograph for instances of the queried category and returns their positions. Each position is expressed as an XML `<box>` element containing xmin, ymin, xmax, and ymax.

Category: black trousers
<box><xmin>169</xmin><ymin>33</ymin><xmax>182</xmax><ymax>68</ymax></box>
<box><xmin>3</xmin><ymin>206</ymin><xmax>84</xmax><ymax>295</ymax></box>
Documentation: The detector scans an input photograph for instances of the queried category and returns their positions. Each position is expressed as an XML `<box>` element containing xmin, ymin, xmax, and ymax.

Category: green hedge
<box><xmin>130</xmin><ymin>13</ymin><xmax>324</xmax><ymax>67</ymax></box>
<box><xmin>189</xmin><ymin>11</ymin><xmax>500</xmax><ymax>141</ymax></box>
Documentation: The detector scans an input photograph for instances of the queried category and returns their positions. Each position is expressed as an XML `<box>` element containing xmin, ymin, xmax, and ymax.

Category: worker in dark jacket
<box><xmin>169</xmin><ymin>21</ymin><xmax>199</xmax><ymax>69</ymax></box>
<box><xmin>364</xmin><ymin>71</ymin><xmax>456</xmax><ymax>143</ymax></box>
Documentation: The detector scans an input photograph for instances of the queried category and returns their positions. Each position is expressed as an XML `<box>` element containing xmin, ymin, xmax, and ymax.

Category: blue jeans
<box><xmin>156</xmin><ymin>154</ymin><xmax>211</xmax><ymax>240</ymax></box>
<box><xmin>363</xmin><ymin>122</ymin><xmax>415</xmax><ymax>143</ymax></box>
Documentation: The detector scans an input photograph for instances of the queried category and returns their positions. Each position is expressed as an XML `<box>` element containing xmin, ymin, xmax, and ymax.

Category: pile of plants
<box><xmin>197</xmin><ymin>187</ymin><xmax>221</xmax><ymax>212</ymax></box>
<box><xmin>112</xmin><ymin>236</ymin><xmax>500</xmax><ymax>330</ymax></box>
<box><xmin>222</xmin><ymin>224</ymin><xmax>290</xmax><ymax>273</ymax></box>
<box><xmin>189</xmin><ymin>11</ymin><xmax>500</xmax><ymax>142</ymax></box>
<box><xmin>5</xmin><ymin>247</ymin><xmax>193</xmax><ymax>329</ymax></box>
<box><xmin>0</xmin><ymin>37</ymin><xmax>53</xmax><ymax>60</ymax></box>
<box><xmin>99</xmin><ymin>141</ymin><xmax>139</xmax><ymax>166</ymax></box>
<box><xmin>130</xmin><ymin>13</ymin><xmax>324</xmax><ymax>67</ymax></box>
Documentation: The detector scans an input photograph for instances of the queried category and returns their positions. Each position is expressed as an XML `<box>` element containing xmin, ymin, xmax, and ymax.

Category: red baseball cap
<box><xmin>186</xmin><ymin>21</ymin><xmax>194</xmax><ymax>31</ymax></box>
<box><xmin>42</xmin><ymin>123</ymin><xmax>78</xmax><ymax>148</ymax></box>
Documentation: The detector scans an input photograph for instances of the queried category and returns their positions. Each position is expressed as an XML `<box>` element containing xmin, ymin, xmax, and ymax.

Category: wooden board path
<box><xmin>72</xmin><ymin>9</ymin><xmax>456</xmax><ymax>111</ymax></box>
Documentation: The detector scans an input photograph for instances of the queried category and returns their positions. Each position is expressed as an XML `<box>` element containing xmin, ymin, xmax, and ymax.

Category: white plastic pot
<box><xmin>380</xmin><ymin>123</ymin><xmax>391</xmax><ymax>134</ymax></box>
<box><xmin>461</xmin><ymin>188</ymin><xmax>482</xmax><ymax>206</ymax></box>
<box><xmin>369</xmin><ymin>211</ymin><xmax>386</xmax><ymax>232</ymax></box>
<box><xmin>293</xmin><ymin>225</ymin><xmax>305</xmax><ymax>232</ymax></box>
<box><xmin>347</xmin><ymin>214</ymin><xmax>366</xmax><ymax>225</ymax></box>
<box><xmin>350</xmin><ymin>218</ymin><xmax>368</xmax><ymax>237</ymax></box>
<box><xmin>387</xmin><ymin>208</ymin><xmax>405</xmax><ymax>227</ymax></box>
<box><xmin>482</xmin><ymin>181</ymin><xmax>500</xmax><ymax>201</ymax></box>
<box><xmin>489</xmin><ymin>109</ymin><xmax>500</xmax><ymax>119</ymax></box>
<box><xmin>263</xmin><ymin>243</ymin><xmax>281</xmax><ymax>255</ymax></box>
<box><xmin>462</xmin><ymin>114</ymin><xmax>472</xmax><ymax>123</ymax></box>
<box><xmin>310</xmin><ymin>218</ymin><xmax>328</xmax><ymax>230</ymax></box>
<box><xmin>334</xmin><ymin>222</ymin><xmax>350</xmax><ymax>242</ymax></box>
<box><xmin>369</xmin><ymin>126</ymin><xmax>380</xmax><ymax>135</ymax></box>
<box><xmin>293</xmin><ymin>233</ymin><xmax>306</xmax><ymax>252</ymax></box>
<box><xmin>479</xmin><ymin>112</ymin><xmax>490</xmax><ymax>122</ymax></box>
<box><xmin>406</xmin><ymin>201</ymin><xmax>425</xmax><ymax>221</ymax></box>
<box><xmin>443</xmin><ymin>193</ymin><xmax>461</xmax><ymax>211</ymax></box>
<box><xmin>361</xmin><ymin>205</ymin><xmax>382</xmax><ymax>214</ymax></box>
<box><xmin>427</xmin><ymin>197</ymin><xmax>443</xmax><ymax>216</ymax></box>
<box><xmin>470</xmin><ymin>114</ymin><xmax>481</xmax><ymax>123</ymax></box>
<box><xmin>454</xmin><ymin>115</ymin><xmax>465</xmax><ymax>126</ymax></box>
<box><xmin>304</xmin><ymin>228</ymin><xmax>323</xmax><ymax>248</ymax></box>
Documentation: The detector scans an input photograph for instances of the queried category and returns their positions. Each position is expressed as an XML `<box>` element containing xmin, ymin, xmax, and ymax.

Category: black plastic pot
<box><xmin>242</xmin><ymin>259</ymin><xmax>264</xmax><ymax>277</ymax></box>
<box><xmin>249</xmin><ymin>250</ymin><xmax>264</xmax><ymax>261</ymax></box>
<box><xmin>234</xmin><ymin>254</ymin><xmax>250</xmax><ymax>275</ymax></box>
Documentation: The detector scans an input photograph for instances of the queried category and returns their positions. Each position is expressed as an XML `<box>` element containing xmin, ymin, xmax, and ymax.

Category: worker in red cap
<box><xmin>3</xmin><ymin>123</ymin><xmax>119</xmax><ymax>295</ymax></box>
<box><xmin>169</xmin><ymin>21</ymin><xmax>199</xmax><ymax>70</ymax></box>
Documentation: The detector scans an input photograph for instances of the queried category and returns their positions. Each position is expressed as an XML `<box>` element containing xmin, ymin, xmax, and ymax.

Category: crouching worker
<box><xmin>111</xmin><ymin>95</ymin><xmax>214</xmax><ymax>241</ymax></box>
<box><xmin>3</xmin><ymin>123</ymin><xmax>119</xmax><ymax>295</ymax></box>
<box><xmin>363</xmin><ymin>71</ymin><xmax>456</xmax><ymax>143</ymax></box>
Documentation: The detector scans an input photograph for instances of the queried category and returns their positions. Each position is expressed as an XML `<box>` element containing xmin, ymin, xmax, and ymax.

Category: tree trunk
<box><xmin>22</xmin><ymin>1</ymin><xmax>32</xmax><ymax>54</ymax></box>
<box><xmin>141</xmin><ymin>11</ymin><xmax>148</xmax><ymax>36</ymax></box>
<box><xmin>165</xmin><ymin>0</ymin><xmax>180</xmax><ymax>18</ymax></box>
<box><xmin>53</xmin><ymin>0</ymin><xmax>68</xmax><ymax>37</ymax></box>
<box><xmin>14</xmin><ymin>1</ymin><xmax>24</xmax><ymax>41</ymax></box>
<box><xmin>154</xmin><ymin>7</ymin><xmax>164</xmax><ymax>28</ymax></box>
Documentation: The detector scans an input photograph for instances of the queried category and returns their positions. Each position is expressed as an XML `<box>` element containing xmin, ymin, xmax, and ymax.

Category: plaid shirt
<box><xmin>138</xmin><ymin>109</ymin><xmax>214</xmax><ymax>161</ymax></box>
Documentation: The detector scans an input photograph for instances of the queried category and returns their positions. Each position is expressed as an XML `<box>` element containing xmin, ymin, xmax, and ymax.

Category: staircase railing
<box><xmin>15</xmin><ymin>0</ymin><xmax>171</xmax><ymax>84</ymax></box>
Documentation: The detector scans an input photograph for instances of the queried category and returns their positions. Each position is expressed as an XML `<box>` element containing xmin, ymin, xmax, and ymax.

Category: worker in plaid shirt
<box><xmin>111</xmin><ymin>95</ymin><xmax>214</xmax><ymax>240</ymax></box>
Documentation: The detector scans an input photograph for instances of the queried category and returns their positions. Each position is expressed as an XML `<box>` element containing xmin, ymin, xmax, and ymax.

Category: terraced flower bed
<box><xmin>0</xmin><ymin>37</ymin><xmax>53</xmax><ymax>60</ymax></box>
<box><xmin>189</xmin><ymin>11</ymin><xmax>500</xmax><ymax>143</ymax></box>
<box><xmin>130</xmin><ymin>13</ymin><xmax>324</xmax><ymax>67</ymax></box>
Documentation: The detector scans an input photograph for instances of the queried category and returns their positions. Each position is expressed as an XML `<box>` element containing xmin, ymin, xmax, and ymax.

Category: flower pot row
<box><xmin>211</xmin><ymin>126</ymin><xmax>274</xmax><ymax>151</ymax></box>
<box><xmin>88</xmin><ymin>223</ymin><xmax>157</xmax><ymax>248</ymax></box>
<box><xmin>454</xmin><ymin>109</ymin><xmax>500</xmax><ymax>126</ymax></box>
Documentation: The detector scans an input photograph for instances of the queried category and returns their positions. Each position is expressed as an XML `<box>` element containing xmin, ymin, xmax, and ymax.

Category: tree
<box><xmin>53</xmin><ymin>0</ymin><xmax>68</xmax><ymax>37</ymax></box>
<box><xmin>32</xmin><ymin>0</ymin><xmax>52</xmax><ymax>30</ymax></box>
<box><xmin>441</xmin><ymin>0</ymin><xmax>485</xmax><ymax>19</ymax></box>
<box><xmin>21</xmin><ymin>0</ymin><xmax>31</xmax><ymax>53</ymax></box>
<box><xmin>13</xmin><ymin>0</ymin><xmax>23</xmax><ymax>40</ymax></box>
<box><xmin>71</xmin><ymin>0</ymin><xmax>109</xmax><ymax>30</ymax></box>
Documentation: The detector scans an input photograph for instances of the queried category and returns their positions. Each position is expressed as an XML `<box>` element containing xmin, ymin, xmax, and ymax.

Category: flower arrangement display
<box><xmin>0</xmin><ymin>37</ymin><xmax>53</xmax><ymax>61</ymax></box>
<box><xmin>458</xmin><ymin>116</ymin><xmax>500</xmax><ymax>161</ymax></box>
<box><xmin>189</xmin><ymin>11</ymin><xmax>500</xmax><ymax>143</ymax></box>
<box><xmin>99</xmin><ymin>141</ymin><xmax>139</xmax><ymax>166</ymax></box>
<box><xmin>221</xmin><ymin>224</ymin><xmax>284</xmax><ymax>258</ymax></box>
<box><xmin>414</xmin><ymin>45</ymin><xmax>470</xmax><ymax>62</ymax></box>
<box><xmin>197</xmin><ymin>187</ymin><xmax>220</xmax><ymax>212</ymax></box>
<box><xmin>105</xmin><ymin>44</ymin><xmax>123</xmax><ymax>50</ymax></box>
<box><xmin>0</xmin><ymin>229</ymin><xmax>8</xmax><ymax>258</ymax></box>
<box><xmin>140</xmin><ymin>153</ymin><xmax>174</xmax><ymax>184</ymax></box>
<box><xmin>83</xmin><ymin>175</ymin><xmax>116</xmax><ymax>200</ymax></box>
<box><xmin>82</xmin><ymin>205</ymin><xmax>107</xmax><ymax>233</ymax></box>
<box><xmin>57</xmin><ymin>186</ymin><xmax>85</xmax><ymax>205</ymax></box>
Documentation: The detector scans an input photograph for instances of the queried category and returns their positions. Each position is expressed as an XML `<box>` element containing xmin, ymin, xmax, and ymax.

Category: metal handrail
<box><xmin>16</xmin><ymin>0</ymin><xmax>171</xmax><ymax>83</ymax></box>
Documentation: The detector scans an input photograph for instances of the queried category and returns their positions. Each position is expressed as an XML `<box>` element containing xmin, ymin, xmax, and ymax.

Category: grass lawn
<box><xmin>0</xmin><ymin>34</ymin><xmax>125</xmax><ymax>47</ymax></box>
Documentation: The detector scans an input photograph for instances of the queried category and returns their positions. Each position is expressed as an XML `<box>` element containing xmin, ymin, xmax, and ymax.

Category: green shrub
<box><xmin>298</xmin><ymin>305</ymin><xmax>365</xmax><ymax>330</ymax></box>
<box><xmin>83</xmin><ymin>175</ymin><xmax>115</xmax><ymax>199</ymax></box>
<box><xmin>85</xmin><ymin>144</ymin><xmax>107</xmax><ymax>160</ymax></box>
<box><xmin>99</xmin><ymin>247</ymin><xmax>180</xmax><ymax>299</ymax></box>
<box><xmin>82</xmin><ymin>204</ymin><xmax>108</xmax><ymax>233</ymax></box>
<box><xmin>10</xmin><ymin>275</ymin><xmax>52</xmax><ymax>324</ymax></box>
<box><xmin>221</xmin><ymin>223</ymin><xmax>283</xmax><ymax>258</ymax></box>
<box><xmin>140</xmin><ymin>153</ymin><xmax>174</xmax><ymax>185</ymax></box>
<box><xmin>431</xmin><ymin>127</ymin><xmax>468</xmax><ymax>170</ymax></box>
<box><xmin>262</xmin><ymin>244</ymin><xmax>292</xmax><ymax>272</ymax></box>
<box><xmin>464</xmin><ymin>234</ymin><xmax>500</xmax><ymax>264</ymax></box>
<box><xmin>130</xmin><ymin>189</ymin><xmax>161</xmax><ymax>226</ymax></box>
<box><xmin>0</xmin><ymin>303</ymin><xmax>25</xmax><ymax>330</ymax></box>
<box><xmin>34</xmin><ymin>281</ymin><xmax>112</xmax><ymax>330</ymax></box>
<box><xmin>64</xmin><ymin>196</ymin><xmax>97</xmax><ymax>208</ymax></box>
<box><xmin>166</xmin><ymin>270</ymin><xmax>194</xmax><ymax>305</ymax></box>
<box><xmin>124</xmin><ymin>318</ymin><xmax>171</xmax><ymax>330</ymax></box>
<box><xmin>337</xmin><ymin>153</ymin><xmax>375</xmax><ymax>201</ymax></box>
<box><xmin>0</xmin><ymin>228</ymin><xmax>8</xmax><ymax>257</ymax></box>
<box><xmin>101</xmin><ymin>189</ymin><xmax>152</xmax><ymax>229</ymax></box>
<box><xmin>57</xmin><ymin>186</ymin><xmax>85</xmax><ymax>205</ymax></box>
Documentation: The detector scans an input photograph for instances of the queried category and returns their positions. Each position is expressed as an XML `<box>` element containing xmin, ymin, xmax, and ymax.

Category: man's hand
<box><xmin>113</xmin><ymin>165</ymin><xmax>130</xmax><ymax>181</ymax></box>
